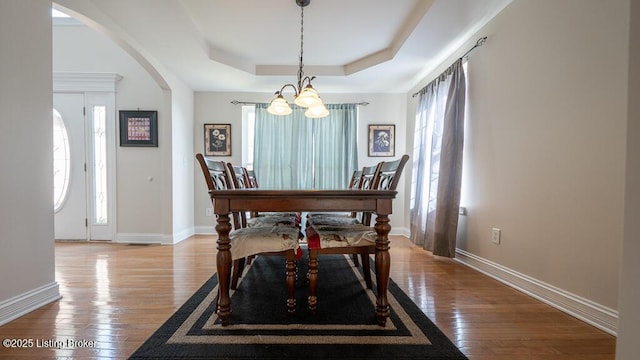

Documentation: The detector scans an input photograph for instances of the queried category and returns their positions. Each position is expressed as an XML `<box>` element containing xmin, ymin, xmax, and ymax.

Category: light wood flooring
<box><xmin>0</xmin><ymin>235</ymin><xmax>616</xmax><ymax>359</ymax></box>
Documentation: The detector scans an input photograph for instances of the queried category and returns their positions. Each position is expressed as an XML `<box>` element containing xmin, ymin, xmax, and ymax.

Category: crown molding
<box><xmin>53</xmin><ymin>72</ymin><xmax>123</xmax><ymax>92</ymax></box>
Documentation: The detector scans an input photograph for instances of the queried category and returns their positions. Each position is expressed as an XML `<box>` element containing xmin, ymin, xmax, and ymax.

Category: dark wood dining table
<box><xmin>209</xmin><ymin>188</ymin><xmax>397</xmax><ymax>326</ymax></box>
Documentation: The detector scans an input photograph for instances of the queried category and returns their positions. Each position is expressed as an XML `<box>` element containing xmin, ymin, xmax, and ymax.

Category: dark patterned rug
<box><xmin>130</xmin><ymin>251</ymin><xmax>467</xmax><ymax>359</ymax></box>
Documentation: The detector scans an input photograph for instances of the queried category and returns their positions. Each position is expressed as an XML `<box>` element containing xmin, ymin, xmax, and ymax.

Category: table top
<box><xmin>209</xmin><ymin>189</ymin><xmax>397</xmax><ymax>213</ymax></box>
<box><xmin>209</xmin><ymin>188</ymin><xmax>396</xmax><ymax>197</ymax></box>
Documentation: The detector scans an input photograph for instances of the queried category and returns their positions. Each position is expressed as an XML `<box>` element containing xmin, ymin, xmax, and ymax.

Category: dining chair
<box><xmin>243</xmin><ymin>168</ymin><xmax>301</xmax><ymax>224</ymax></box>
<box><xmin>226</xmin><ymin>162</ymin><xmax>303</xmax><ymax>272</ymax></box>
<box><xmin>307</xmin><ymin>167</ymin><xmax>373</xmax><ymax>227</ymax></box>
<box><xmin>305</xmin><ymin>163</ymin><xmax>379</xmax><ymax>289</ymax></box>
<box><xmin>306</xmin><ymin>169</ymin><xmax>363</xmax><ymax>221</ymax></box>
<box><xmin>306</xmin><ymin>167</ymin><xmax>374</xmax><ymax>268</ymax></box>
<box><xmin>196</xmin><ymin>154</ymin><xmax>301</xmax><ymax>313</ymax></box>
<box><xmin>305</xmin><ymin>154</ymin><xmax>409</xmax><ymax>313</ymax></box>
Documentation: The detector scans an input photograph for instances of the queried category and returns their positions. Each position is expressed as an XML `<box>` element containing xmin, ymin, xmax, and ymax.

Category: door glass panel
<box><xmin>53</xmin><ymin>109</ymin><xmax>70</xmax><ymax>212</ymax></box>
<box><xmin>93</xmin><ymin>105</ymin><xmax>107</xmax><ymax>224</ymax></box>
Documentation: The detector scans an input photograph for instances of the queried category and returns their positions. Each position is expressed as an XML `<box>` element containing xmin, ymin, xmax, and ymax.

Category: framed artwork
<box><xmin>368</xmin><ymin>124</ymin><xmax>395</xmax><ymax>157</ymax></box>
<box><xmin>204</xmin><ymin>124</ymin><xmax>231</xmax><ymax>156</ymax></box>
<box><xmin>119</xmin><ymin>110</ymin><xmax>158</xmax><ymax>147</ymax></box>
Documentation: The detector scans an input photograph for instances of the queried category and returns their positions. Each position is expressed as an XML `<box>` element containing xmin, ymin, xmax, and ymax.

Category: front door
<box><xmin>54</xmin><ymin>93</ymin><xmax>88</xmax><ymax>240</ymax></box>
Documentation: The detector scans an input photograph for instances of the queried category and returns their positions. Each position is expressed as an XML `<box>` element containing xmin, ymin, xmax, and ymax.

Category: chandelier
<box><xmin>267</xmin><ymin>0</ymin><xmax>329</xmax><ymax>118</ymax></box>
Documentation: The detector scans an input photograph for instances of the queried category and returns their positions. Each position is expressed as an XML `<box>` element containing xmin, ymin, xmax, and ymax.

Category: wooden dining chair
<box><xmin>226</xmin><ymin>164</ymin><xmax>297</xmax><ymax>227</ymax></box>
<box><xmin>226</xmin><ymin>162</ymin><xmax>303</xmax><ymax>269</ymax></box>
<box><xmin>306</xmin><ymin>166</ymin><xmax>375</xmax><ymax>268</ymax></box>
<box><xmin>245</xmin><ymin>168</ymin><xmax>302</xmax><ymax>222</ymax></box>
<box><xmin>305</xmin><ymin>154</ymin><xmax>409</xmax><ymax>313</ymax></box>
<box><xmin>307</xmin><ymin>167</ymin><xmax>374</xmax><ymax>227</ymax></box>
<box><xmin>305</xmin><ymin>163</ymin><xmax>379</xmax><ymax>288</ymax></box>
<box><xmin>307</xmin><ymin>169</ymin><xmax>363</xmax><ymax>221</ymax></box>
<box><xmin>196</xmin><ymin>154</ymin><xmax>301</xmax><ymax>314</ymax></box>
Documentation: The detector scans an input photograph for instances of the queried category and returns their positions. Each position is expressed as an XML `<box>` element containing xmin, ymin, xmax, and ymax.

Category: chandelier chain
<box><xmin>267</xmin><ymin>0</ymin><xmax>328</xmax><ymax>118</ymax></box>
<box><xmin>297</xmin><ymin>5</ymin><xmax>305</xmax><ymax>89</ymax></box>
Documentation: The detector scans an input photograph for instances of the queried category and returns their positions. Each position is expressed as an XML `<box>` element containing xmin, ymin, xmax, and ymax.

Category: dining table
<box><xmin>209</xmin><ymin>188</ymin><xmax>397</xmax><ymax>327</ymax></box>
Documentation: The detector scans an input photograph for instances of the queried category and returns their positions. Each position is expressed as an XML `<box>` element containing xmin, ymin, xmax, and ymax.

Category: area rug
<box><xmin>130</xmin><ymin>250</ymin><xmax>467</xmax><ymax>359</ymax></box>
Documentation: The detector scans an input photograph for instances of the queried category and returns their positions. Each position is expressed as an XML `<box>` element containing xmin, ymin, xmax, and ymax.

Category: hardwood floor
<box><xmin>0</xmin><ymin>236</ymin><xmax>615</xmax><ymax>359</ymax></box>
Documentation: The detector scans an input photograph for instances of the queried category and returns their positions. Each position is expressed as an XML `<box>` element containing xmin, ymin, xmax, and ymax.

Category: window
<box><xmin>242</xmin><ymin>105</ymin><xmax>255</xmax><ymax>170</ymax></box>
<box><xmin>53</xmin><ymin>109</ymin><xmax>70</xmax><ymax>212</ymax></box>
<box><xmin>252</xmin><ymin>104</ymin><xmax>359</xmax><ymax>189</ymax></box>
<box><xmin>92</xmin><ymin>105</ymin><xmax>108</xmax><ymax>224</ymax></box>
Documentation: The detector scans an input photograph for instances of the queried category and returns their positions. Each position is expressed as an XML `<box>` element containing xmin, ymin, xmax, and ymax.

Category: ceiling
<box><xmin>54</xmin><ymin>0</ymin><xmax>512</xmax><ymax>94</ymax></box>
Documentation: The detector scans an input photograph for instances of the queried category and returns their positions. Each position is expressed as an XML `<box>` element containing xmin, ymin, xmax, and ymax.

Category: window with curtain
<box><xmin>410</xmin><ymin>59</ymin><xmax>466</xmax><ymax>258</ymax></box>
<box><xmin>241</xmin><ymin>105</ymin><xmax>255</xmax><ymax>170</ymax></box>
<box><xmin>253</xmin><ymin>103</ymin><xmax>358</xmax><ymax>189</ymax></box>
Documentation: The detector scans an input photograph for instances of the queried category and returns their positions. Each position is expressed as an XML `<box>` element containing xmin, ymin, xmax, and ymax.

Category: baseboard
<box><xmin>115</xmin><ymin>233</ymin><xmax>170</xmax><ymax>244</ymax></box>
<box><xmin>0</xmin><ymin>282</ymin><xmax>61</xmax><ymax>326</ymax></box>
<box><xmin>391</xmin><ymin>226</ymin><xmax>410</xmax><ymax>238</ymax></box>
<box><xmin>454</xmin><ymin>249</ymin><xmax>618</xmax><ymax>336</ymax></box>
<box><xmin>115</xmin><ymin>229</ymin><xmax>195</xmax><ymax>245</ymax></box>
<box><xmin>172</xmin><ymin>227</ymin><xmax>195</xmax><ymax>244</ymax></box>
<box><xmin>194</xmin><ymin>226</ymin><xmax>216</xmax><ymax>235</ymax></box>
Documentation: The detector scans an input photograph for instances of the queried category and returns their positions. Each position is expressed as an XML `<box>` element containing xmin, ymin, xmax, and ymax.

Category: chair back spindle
<box><xmin>358</xmin><ymin>164</ymin><xmax>381</xmax><ymax>225</ymax></box>
<box><xmin>348</xmin><ymin>170</ymin><xmax>363</xmax><ymax>189</ymax></box>
<box><xmin>226</xmin><ymin>163</ymin><xmax>254</xmax><ymax>226</ymax></box>
<box><xmin>358</xmin><ymin>164</ymin><xmax>380</xmax><ymax>190</ymax></box>
<box><xmin>246</xmin><ymin>170</ymin><xmax>259</xmax><ymax>188</ymax></box>
<box><xmin>228</xmin><ymin>164</ymin><xmax>251</xmax><ymax>189</ymax></box>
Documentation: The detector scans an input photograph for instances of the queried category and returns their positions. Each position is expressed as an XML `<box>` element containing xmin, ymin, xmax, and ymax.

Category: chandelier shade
<box><xmin>305</xmin><ymin>103</ymin><xmax>330</xmax><ymax>118</ymax></box>
<box><xmin>267</xmin><ymin>0</ymin><xmax>328</xmax><ymax>118</ymax></box>
<box><xmin>267</xmin><ymin>95</ymin><xmax>293</xmax><ymax>115</ymax></box>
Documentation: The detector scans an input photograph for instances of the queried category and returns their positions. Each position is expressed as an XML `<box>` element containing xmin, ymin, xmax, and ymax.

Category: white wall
<box><xmin>193</xmin><ymin>92</ymin><xmax>409</xmax><ymax>235</ymax></box>
<box><xmin>0</xmin><ymin>0</ymin><xmax>61</xmax><ymax>324</ymax></box>
<box><xmin>170</xmin><ymin>81</ymin><xmax>195</xmax><ymax>243</ymax></box>
<box><xmin>408</xmin><ymin>0</ymin><xmax>628</xmax><ymax>332</ymax></box>
<box><xmin>617</xmin><ymin>0</ymin><xmax>640</xmax><ymax>357</ymax></box>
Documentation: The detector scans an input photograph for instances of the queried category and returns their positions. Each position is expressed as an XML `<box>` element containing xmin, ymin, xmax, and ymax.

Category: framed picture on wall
<box><xmin>368</xmin><ymin>124</ymin><xmax>395</xmax><ymax>157</ymax></box>
<box><xmin>119</xmin><ymin>110</ymin><xmax>158</xmax><ymax>147</ymax></box>
<box><xmin>204</xmin><ymin>124</ymin><xmax>231</xmax><ymax>156</ymax></box>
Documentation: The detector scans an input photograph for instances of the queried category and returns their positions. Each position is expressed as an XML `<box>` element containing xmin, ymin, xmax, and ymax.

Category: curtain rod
<box><xmin>460</xmin><ymin>36</ymin><xmax>487</xmax><ymax>60</ymax></box>
<box><xmin>231</xmin><ymin>100</ymin><xmax>369</xmax><ymax>106</ymax></box>
<box><xmin>412</xmin><ymin>36</ymin><xmax>487</xmax><ymax>98</ymax></box>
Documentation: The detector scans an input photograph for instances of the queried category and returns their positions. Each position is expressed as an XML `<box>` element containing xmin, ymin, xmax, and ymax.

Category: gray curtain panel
<box><xmin>410</xmin><ymin>59</ymin><xmax>466</xmax><ymax>257</ymax></box>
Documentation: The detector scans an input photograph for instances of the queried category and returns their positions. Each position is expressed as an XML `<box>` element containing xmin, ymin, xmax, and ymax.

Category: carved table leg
<box><xmin>216</xmin><ymin>213</ymin><xmax>232</xmax><ymax>326</ymax></box>
<box><xmin>307</xmin><ymin>248</ymin><xmax>318</xmax><ymax>313</ymax></box>
<box><xmin>286</xmin><ymin>251</ymin><xmax>297</xmax><ymax>314</ymax></box>
<box><xmin>374</xmin><ymin>214</ymin><xmax>391</xmax><ymax>327</ymax></box>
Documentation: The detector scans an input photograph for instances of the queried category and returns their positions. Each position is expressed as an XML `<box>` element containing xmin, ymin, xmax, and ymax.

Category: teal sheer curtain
<box><xmin>254</xmin><ymin>104</ymin><xmax>314</xmax><ymax>189</ymax></box>
<box><xmin>254</xmin><ymin>103</ymin><xmax>358</xmax><ymax>189</ymax></box>
<box><xmin>312</xmin><ymin>104</ymin><xmax>358</xmax><ymax>189</ymax></box>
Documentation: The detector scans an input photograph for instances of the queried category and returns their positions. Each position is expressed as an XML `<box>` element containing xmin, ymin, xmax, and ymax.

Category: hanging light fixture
<box><xmin>267</xmin><ymin>0</ymin><xmax>329</xmax><ymax>118</ymax></box>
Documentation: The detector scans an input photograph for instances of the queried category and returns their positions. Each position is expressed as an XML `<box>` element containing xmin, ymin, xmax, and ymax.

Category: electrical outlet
<box><xmin>491</xmin><ymin>228</ymin><xmax>501</xmax><ymax>244</ymax></box>
<box><xmin>206</xmin><ymin>208</ymin><xmax>213</xmax><ymax>217</ymax></box>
